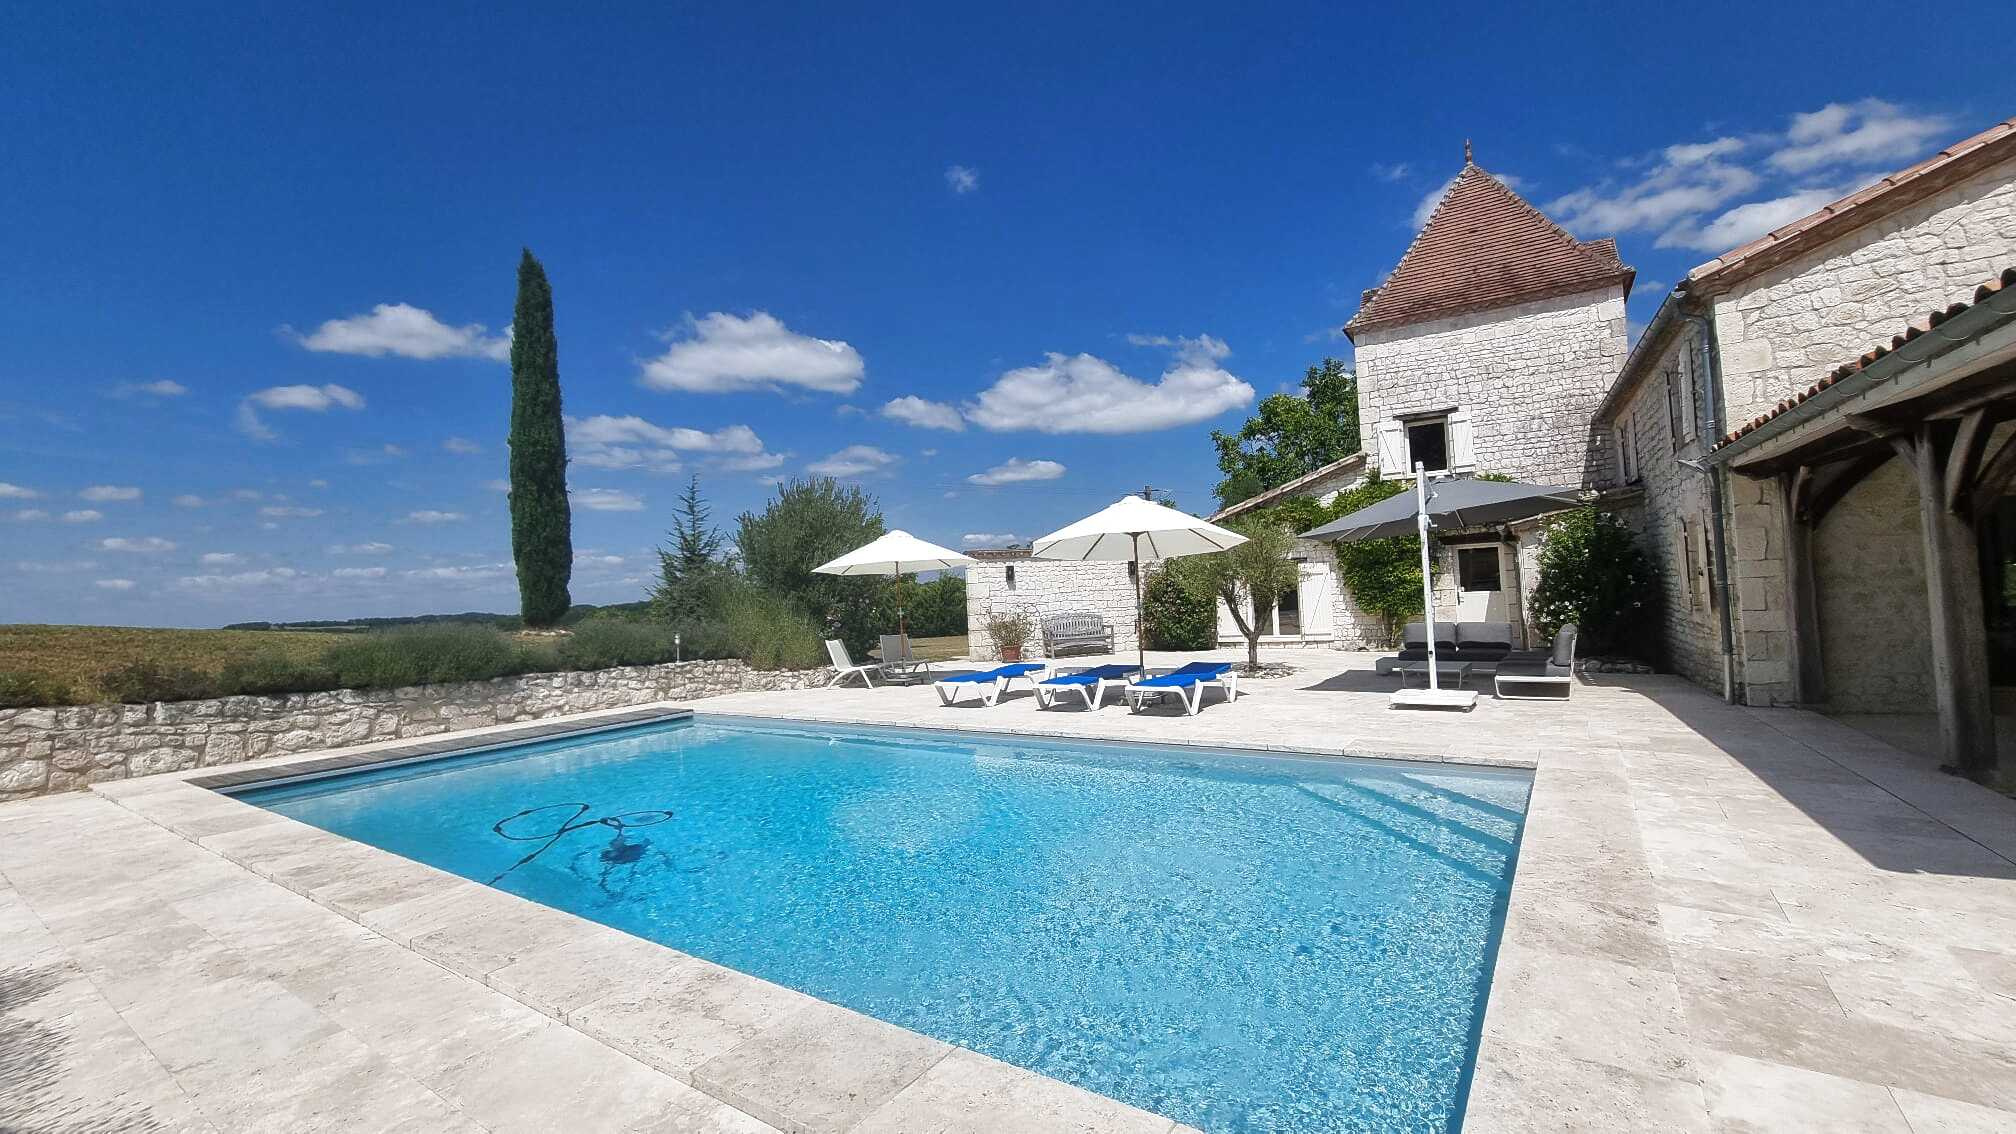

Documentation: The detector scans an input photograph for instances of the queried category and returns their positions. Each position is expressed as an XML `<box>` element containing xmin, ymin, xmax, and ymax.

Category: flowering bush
<box><xmin>1528</xmin><ymin>506</ymin><xmax>1660</xmax><ymax>659</ymax></box>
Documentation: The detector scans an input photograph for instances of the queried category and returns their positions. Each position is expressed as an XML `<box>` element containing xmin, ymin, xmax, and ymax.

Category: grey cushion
<box><xmin>1457</xmin><ymin>622</ymin><xmax>1513</xmax><ymax>650</ymax></box>
<box><xmin>1401</xmin><ymin>621</ymin><xmax>1455</xmax><ymax>650</ymax></box>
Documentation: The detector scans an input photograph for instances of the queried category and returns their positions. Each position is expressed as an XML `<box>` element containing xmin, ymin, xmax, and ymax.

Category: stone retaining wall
<box><xmin>0</xmin><ymin>659</ymin><xmax>830</xmax><ymax>802</ymax></box>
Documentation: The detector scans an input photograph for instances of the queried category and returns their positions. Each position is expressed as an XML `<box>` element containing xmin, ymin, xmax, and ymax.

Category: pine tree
<box><xmin>507</xmin><ymin>249</ymin><xmax>573</xmax><ymax>627</ymax></box>
<box><xmin>651</xmin><ymin>475</ymin><xmax>726</xmax><ymax>622</ymax></box>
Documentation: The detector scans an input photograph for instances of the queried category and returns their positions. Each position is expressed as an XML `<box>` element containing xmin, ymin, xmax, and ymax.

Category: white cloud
<box><xmin>641</xmin><ymin>312</ymin><xmax>864</xmax><ymax>395</ymax></box>
<box><xmin>483</xmin><ymin>479</ymin><xmax>511</xmax><ymax>493</ymax></box>
<box><xmin>1547</xmin><ymin>144</ymin><xmax>1759</xmax><ymax>236</ymax></box>
<box><xmin>328</xmin><ymin>541</ymin><xmax>393</xmax><ymax>555</ymax></box>
<box><xmin>945</xmin><ymin>164</ymin><xmax>979</xmax><ymax>194</ymax></box>
<box><xmin>967</xmin><ymin>458</ymin><xmax>1067</xmax><ymax>486</ymax></box>
<box><xmin>237</xmin><ymin>384</ymin><xmax>366</xmax><ymax>441</ymax></box>
<box><xmin>308</xmin><ymin>479</ymin><xmax>328</xmax><ymax>488</ymax></box>
<box><xmin>1659</xmin><ymin>187</ymin><xmax>1856</xmax><ymax>252</ymax></box>
<box><xmin>0</xmin><ymin>483</ymin><xmax>40</xmax><ymax>499</ymax></box>
<box><xmin>62</xmin><ymin>510</ymin><xmax>104</xmax><ymax>523</ymax></box>
<box><xmin>291</xmin><ymin>302</ymin><xmax>510</xmax><ymax>361</ymax></box>
<box><xmin>15</xmin><ymin>559</ymin><xmax>94</xmax><ymax>572</ymax></box>
<box><xmin>404</xmin><ymin>510</ymin><xmax>465</xmax><ymax>524</ymax></box>
<box><xmin>259</xmin><ymin>505</ymin><xmax>323</xmax><ymax>518</ymax></box>
<box><xmin>332</xmin><ymin>566</ymin><xmax>387</xmax><ymax>579</ymax></box>
<box><xmin>404</xmin><ymin>563</ymin><xmax>512</xmax><ymax>582</ymax></box>
<box><xmin>172</xmin><ymin>494</ymin><xmax>205</xmax><ymax>508</ymax></box>
<box><xmin>881</xmin><ymin>396</ymin><xmax>965</xmax><ymax>432</ymax></box>
<box><xmin>964</xmin><ymin>337</ymin><xmax>1253</xmax><ymax>434</ymax></box>
<box><xmin>173</xmin><ymin>567</ymin><xmax>301</xmax><ymax>590</ymax></box>
<box><xmin>12</xmin><ymin>509</ymin><xmax>49</xmax><ymax>521</ymax></box>
<box><xmin>94</xmin><ymin>578</ymin><xmax>136</xmax><ymax>591</ymax></box>
<box><xmin>200</xmin><ymin>552</ymin><xmax>243</xmax><ymax>566</ymax></box>
<box><xmin>231</xmin><ymin>489</ymin><xmax>266</xmax><ymax>501</ymax></box>
<box><xmin>1371</xmin><ymin>161</ymin><xmax>1411</xmax><ymax>182</ymax></box>
<box><xmin>961</xmin><ymin>532</ymin><xmax>1015</xmax><ymax>546</ymax></box>
<box><xmin>442</xmin><ymin>436</ymin><xmax>483</xmax><ymax>455</ymax></box>
<box><xmin>111</xmin><ymin>379</ymin><xmax>188</xmax><ymax>398</ymax></box>
<box><xmin>806</xmin><ymin>445</ymin><xmax>899</xmax><ymax>478</ymax></box>
<box><xmin>566</xmin><ymin>414</ymin><xmax>777</xmax><ymax>473</ymax></box>
<box><xmin>1769</xmin><ymin>99</ymin><xmax>1948</xmax><ymax>174</ymax></box>
<box><xmin>571</xmin><ymin>488</ymin><xmax>646</xmax><ymax>512</ymax></box>
<box><xmin>101</xmin><ymin>536</ymin><xmax>176</xmax><ymax>552</ymax></box>
<box><xmin>80</xmin><ymin>485</ymin><xmax>141</xmax><ymax>502</ymax></box>
<box><xmin>574</xmin><ymin>550</ymin><xmax>626</xmax><ymax>567</ymax></box>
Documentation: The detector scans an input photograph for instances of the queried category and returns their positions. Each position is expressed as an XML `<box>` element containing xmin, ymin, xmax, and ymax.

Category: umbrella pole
<box><xmin>1131</xmin><ymin>532</ymin><xmax>1145</xmax><ymax>671</ymax></box>
<box><xmin>1415</xmin><ymin>464</ymin><xmax>1438</xmax><ymax>692</ymax></box>
<box><xmin>896</xmin><ymin>561</ymin><xmax>906</xmax><ymax>638</ymax></box>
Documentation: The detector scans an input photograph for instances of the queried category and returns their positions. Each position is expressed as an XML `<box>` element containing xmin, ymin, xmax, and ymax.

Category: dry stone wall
<box><xmin>0</xmin><ymin>659</ymin><xmax>830</xmax><ymax>802</ymax></box>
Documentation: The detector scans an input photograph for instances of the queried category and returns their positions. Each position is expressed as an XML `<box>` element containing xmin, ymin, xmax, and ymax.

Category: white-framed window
<box><xmin>1617</xmin><ymin>416</ymin><xmax>1639</xmax><ymax>483</ymax></box>
<box><xmin>1377</xmin><ymin>410</ymin><xmax>1475</xmax><ymax>475</ymax></box>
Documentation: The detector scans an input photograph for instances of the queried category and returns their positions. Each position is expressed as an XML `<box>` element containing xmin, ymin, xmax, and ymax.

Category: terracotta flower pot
<box><xmin>1000</xmin><ymin>645</ymin><xmax>1023</xmax><ymax>662</ymax></box>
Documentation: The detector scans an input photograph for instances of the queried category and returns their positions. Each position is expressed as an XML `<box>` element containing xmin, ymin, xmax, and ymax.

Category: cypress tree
<box><xmin>508</xmin><ymin>249</ymin><xmax>573</xmax><ymax>627</ymax></box>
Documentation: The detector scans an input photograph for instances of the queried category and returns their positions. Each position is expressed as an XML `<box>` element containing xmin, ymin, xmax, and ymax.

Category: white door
<box><xmin>1454</xmin><ymin>545</ymin><xmax>1511</xmax><ymax>623</ymax></box>
<box><xmin>1298</xmin><ymin>563</ymin><xmax>1334</xmax><ymax>637</ymax></box>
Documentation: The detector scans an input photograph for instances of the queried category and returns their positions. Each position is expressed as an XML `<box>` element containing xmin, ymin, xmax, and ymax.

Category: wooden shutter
<box><xmin>1376</xmin><ymin>419</ymin><xmax>1406</xmax><ymax>472</ymax></box>
<box><xmin>1448</xmin><ymin>410</ymin><xmax>1476</xmax><ymax>473</ymax></box>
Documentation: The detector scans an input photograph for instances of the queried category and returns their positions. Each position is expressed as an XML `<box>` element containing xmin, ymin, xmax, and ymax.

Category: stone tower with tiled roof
<box><xmin>1346</xmin><ymin>150</ymin><xmax>1632</xmax><ymax>488</ymax></box>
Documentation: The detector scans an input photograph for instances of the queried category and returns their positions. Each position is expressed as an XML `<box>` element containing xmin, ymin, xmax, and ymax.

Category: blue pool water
<box><xmin>237</xmin><ymin>716</ymin><xmax>1530</xmax><ymax>1132</ymax></box>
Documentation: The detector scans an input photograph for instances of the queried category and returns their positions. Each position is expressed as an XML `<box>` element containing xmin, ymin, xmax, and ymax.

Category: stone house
<box><xmin>1595</xmin><ymin>114</ymin><xmax>2016</xmax><ymax>777</ymax></box>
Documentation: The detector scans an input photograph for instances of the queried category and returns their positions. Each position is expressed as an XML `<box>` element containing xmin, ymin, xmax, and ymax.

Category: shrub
<box><xmin>676</xmin><ymin>581</ymin><xmax>827</xmax><ymax>671</ymax></box>
<box><xmin>1142</xmin><ymin>561</ymin><xmax>1216</xmax><ymax>651</ymax></box>
<box><xmin>982</xmin><ymin>608</ymin><xmax>1036</xmax><ymax>658</ymax></box>
<box><xmin>217</xmin><ymin>654</ymin><xmax>337</xmax><ymax>697</ymax></box>
<box><xmin>903</xmin><ymin>573</ymin><xmax>967</xmax><ymax>638</ymax></box>
<box><xmin>323</xmin><ymin>626</ymin><xmax>535</xmax><ymax>689</ymax></box>
<box><xmin>0</xmin><ymin>671</ymin><xmax>78</xmax><ymax>708</ymax></box>
<box><xmin>1528</xmin><ymin>505</ymin><xmax>1660</xmax><ymax>658</ymax></box>
<box><xmin>556</xmin><ymin>620</ymin><xmax>682</xmax><ymax>671</ymax></box>
<box><xmin>97</xmin><ymin>661</ymin><xmax>224</xmax><ymax>704</ymax></box>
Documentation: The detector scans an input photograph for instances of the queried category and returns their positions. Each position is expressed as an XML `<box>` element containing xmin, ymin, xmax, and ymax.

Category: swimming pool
<box><xmin>236</xmin><ymin>715</ymin><xmax>1530</xmax><ymax>1132</ymax></box>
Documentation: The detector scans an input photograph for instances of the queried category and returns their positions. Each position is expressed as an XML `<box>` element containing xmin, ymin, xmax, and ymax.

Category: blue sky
<box><xmin>3</xmin><ymin>2</ymin><xmax>2008</xmax><ymax>627</ymax></box>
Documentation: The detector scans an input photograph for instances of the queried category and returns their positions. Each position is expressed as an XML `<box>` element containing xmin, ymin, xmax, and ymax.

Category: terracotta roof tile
<box><xmin>1345</xmin><ymin>163</ymin><xmax>1633</xmax><ymax>338</ymax></box>
<box><xmin>1712</xmin><ymin>267</ymin><xmax>2016</xmax><ymax>450</ymax></box>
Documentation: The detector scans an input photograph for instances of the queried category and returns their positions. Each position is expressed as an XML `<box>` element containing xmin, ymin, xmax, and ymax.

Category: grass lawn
<box><xmin>0</xmin><ymin>624</ymin><xmax>353</xmax><ymax>699</ymax></box>
<box><xmin>905</xmin><ymin>634</ymin><xmax>969</xmax><ymax>661</ymax></box>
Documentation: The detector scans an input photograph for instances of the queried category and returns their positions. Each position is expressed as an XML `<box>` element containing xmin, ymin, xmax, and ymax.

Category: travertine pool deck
<box><xmin>4</xmin><ymin>651</ymin><xmax>2015</xmax><ymax>1132</ymax></box>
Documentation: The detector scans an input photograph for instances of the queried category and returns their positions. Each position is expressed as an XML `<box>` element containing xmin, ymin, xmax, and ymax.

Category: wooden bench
<box><xmin>1040</xmin><ymin>612</ymin><xmax>1114</xmax><ymax>657</ymax></box>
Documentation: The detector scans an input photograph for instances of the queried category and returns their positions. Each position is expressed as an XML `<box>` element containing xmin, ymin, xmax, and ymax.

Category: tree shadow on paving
<box><xmin>0</xmin><ymin>964</ymin><xmax>172</xmax><ymax>1133</ymax></box>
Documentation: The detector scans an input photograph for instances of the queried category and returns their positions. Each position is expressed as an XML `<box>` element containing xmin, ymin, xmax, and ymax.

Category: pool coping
<box><xmin>107</xmin><ymin>700</ymin><xmax>1472</xmax><ymax>1133</ymax></box>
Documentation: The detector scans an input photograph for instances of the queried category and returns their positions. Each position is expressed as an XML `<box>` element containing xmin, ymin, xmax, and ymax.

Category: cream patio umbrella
<box><xmin>1031</xmin><ymin>495</ymin><xmax>1247</xmax><ymax>670</ymax></box>
<box><xmin>813</xmin><ymin>530</ymin><xmax>974</xmax><ymax>636</ymax></box>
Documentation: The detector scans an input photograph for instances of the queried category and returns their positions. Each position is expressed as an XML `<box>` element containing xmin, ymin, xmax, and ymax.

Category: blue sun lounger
<box><xmin>933</xmin><ymin>662</ymin><xmax>1048</xmax><ymax>707</ymax></box>
<box><xmin>1033</xmin><ymin>664</ymin><xmax>1141</xmax><ymax>710</ymax></box>
<box><xmin>1123</xmin><ymin>662</ymin><xmax>1239</xmax><ymax>716</ymax></box>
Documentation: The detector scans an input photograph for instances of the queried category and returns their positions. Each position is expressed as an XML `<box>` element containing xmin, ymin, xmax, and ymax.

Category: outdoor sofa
<box><xmin>1374</xmin><ymin>621</ymin><xmax>1519</xmax><ymax>675</ymax></box>
<box><xmin>1040</xmin><ymin>612</ymin><xmax>1115</xmax><ymax>657</ymax></box>
<box><xmin>1493</xmin><ymin>623</ymin><xmax>1579</xmax><ymax>699</ymax></box>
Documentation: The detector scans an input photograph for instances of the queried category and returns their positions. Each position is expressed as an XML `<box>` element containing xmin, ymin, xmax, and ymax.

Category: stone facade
<box><xmin>1599</xmin><ymin>325</ymin><xmax>1726</xmax><ymax>690</ymax></box>
<box><xmin>965</xmin><ymin>557</ymin><xmax>1142</xmax><ymax>659</ymax></box>
<box><xmin>1624</xmin><ymin>151</ymin><xmax>2016</xmax><ymax>707</ymax></box>
<box><xmin>1811</xmin><ymin>457</ymin><xmax>1933</xmax><ymax>712</ymax></box>
<box><xmin>1355</xmin><ymin>286</ymin><xmax>1630</xmax><ymax>487</ymax></box>
<box><xmin>0</xmin><ymin>659</ymin><xmax>830</xmax><ymax>802</ymax></box>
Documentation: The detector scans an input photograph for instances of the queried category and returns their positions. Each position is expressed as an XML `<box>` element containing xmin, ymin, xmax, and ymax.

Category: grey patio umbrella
<box><xmin>1302</xmin><ymin>471</ymin><xmax>1582</xmax><ymax>710</ymax></box>
<box><xmin>1300</xmin><ymin>476</ymin><xmax>1583</xmax><ymax>542</ymax></box>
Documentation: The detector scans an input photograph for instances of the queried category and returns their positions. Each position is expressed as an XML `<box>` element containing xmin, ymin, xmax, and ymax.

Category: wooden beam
<box><xmin>1907</xmin><ymin>421</ymin><xmax>1999</xmax><ymax>781</ymax></box>
<box><xmin>1945</xmin><ymin>408</ymin><xmax>1988</xmax><ymax>514</ymax></box>
<box><xmin>1973</xmin><ymin>434</ymin><xmax>2016</xmax><ymax>521</ymax></box>
<box><xmin>1777</xmin><ymin>471</ymin><xmax>1826</xmax><ymax>705</ymax></box>
<box><xmin>1802</xmin><ymin>451</ymin><xmax>1893</xmax><ymax>527</ymax></box>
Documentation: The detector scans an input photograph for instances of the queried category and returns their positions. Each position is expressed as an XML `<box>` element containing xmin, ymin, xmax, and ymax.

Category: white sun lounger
<box><xmin>824</xmin><ymin>640</ymin><xmax>890</xmax><ymax>688</ymax></box>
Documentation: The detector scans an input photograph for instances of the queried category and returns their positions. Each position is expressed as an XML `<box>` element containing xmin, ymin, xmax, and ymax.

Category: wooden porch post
<box><xmin>1777</xmin><ymin>470</ymin><xmax>1825</xmax><ymax>704</ymax></box>
<box><xmin>1897</xmin><ymin>424</ymin><xmax>1998</xmax><ymax>780</ymax></box>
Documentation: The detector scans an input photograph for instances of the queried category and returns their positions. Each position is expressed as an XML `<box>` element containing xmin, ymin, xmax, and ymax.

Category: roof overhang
<box><xmin>1709</xmin><ymin>296</ymin><xmax>2016</xmax><ymax>475</ymax></box>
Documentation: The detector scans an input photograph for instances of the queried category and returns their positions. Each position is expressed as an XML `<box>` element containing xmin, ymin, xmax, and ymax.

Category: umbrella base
<box><xmin>1390</xmin><ymin>687</ymin><xmax>1478</xmax><ymax>711</ymax></box>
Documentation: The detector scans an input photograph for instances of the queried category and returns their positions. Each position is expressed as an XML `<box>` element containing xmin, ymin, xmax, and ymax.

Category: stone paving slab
<box><xmin>3</xmin><ymin>653</ymin><xmax>2016</xmax><ymax>1131</ymax></box>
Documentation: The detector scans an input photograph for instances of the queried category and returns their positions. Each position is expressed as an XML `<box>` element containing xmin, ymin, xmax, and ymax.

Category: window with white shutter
<box><xmin>1447</xmin><ymin>409</ymin><xmax>1475</xmax><ymax>473</ymax></box>
<box><xmin>1375</xmin><ymin>420</ymin><xmax>1407</xmax><ymax>472</ymax></box>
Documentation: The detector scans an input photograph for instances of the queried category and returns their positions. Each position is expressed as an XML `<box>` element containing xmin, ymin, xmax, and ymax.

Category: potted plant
<box><xmin>984</xmin><ymin>608</ymin><xmax>1036</xmax><ymax>662</ymax></box>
